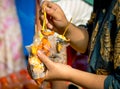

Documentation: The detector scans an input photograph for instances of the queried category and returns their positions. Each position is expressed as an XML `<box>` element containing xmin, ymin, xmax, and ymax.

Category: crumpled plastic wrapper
<box><xmin>26</xmin><ymin>33</ymin><xmax>48</xmax><ymax>84</ymax></box>
<box><xmin>48</xmin><ymin>33</ymin><xmax>69</xmax><ymax>64</ymax></box>
<box><xmin>26</xmin><ymin>30</ymin><xmax>69</xmax><ymax>85</ymax></box>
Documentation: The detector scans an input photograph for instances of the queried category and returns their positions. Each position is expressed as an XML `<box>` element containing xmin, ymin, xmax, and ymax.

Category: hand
<box><xmin>37</xmin><ymin>51</ymin><xmax>72</xmax><ymax>81</ymax></box>
<box><xmin>40</xmin><ymin>1</ymin><xmax>69</xmax><ymax>34</ymax></box>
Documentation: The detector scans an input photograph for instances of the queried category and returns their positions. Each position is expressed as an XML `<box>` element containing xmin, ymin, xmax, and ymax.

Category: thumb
<box><xmin>37</xmin><ymin>51</ymin><xmax>53</xmax><ymax>68</ymax></box>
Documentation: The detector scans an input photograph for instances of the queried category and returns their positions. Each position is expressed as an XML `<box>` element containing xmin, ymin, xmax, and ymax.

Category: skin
<box><xmin>37</xmin><ymin>51</ymin><xmax>107</xmax><ymax>89</ymax></box>
<box><xmin>40</xmin><ymin>1</ymin><xmax>88</xmax><ymax>53</ymax></box>
<box><xmin>32</xmin><ymin>1</ymin><xmax>108</xmax><ymax>89</ymax></box>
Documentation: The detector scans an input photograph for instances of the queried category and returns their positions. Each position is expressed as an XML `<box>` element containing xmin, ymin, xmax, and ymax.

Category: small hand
<box><xmin>37</xmin><ymin>51</ymin><xmax>72</xmax><ymax>81</ymax></box>
<box><xmin>40</xmin><ymin>1</ymin><xmax>69</xmax><ymax>35</ymax></box>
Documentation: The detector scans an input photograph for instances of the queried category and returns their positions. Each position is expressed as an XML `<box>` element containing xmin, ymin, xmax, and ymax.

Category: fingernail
<box><xmin>38</xmin><ymin>50</ymin><xmax>42</xmax><ymax>55</ymax></box>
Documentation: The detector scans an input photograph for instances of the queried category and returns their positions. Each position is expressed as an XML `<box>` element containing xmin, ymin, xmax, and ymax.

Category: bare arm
<box><xmin>65</xmin><ymin>23</ymin><xmax>89</xmax><ymax>53</ymax></box>
<box><xmin>39</xmin><ymin>2</ymin><xmax>107</xmax><ymax>89</ymax></box>
<box><xmin>37</xmin><ymin>51</ymin><xmax>107</xmax><ymax>89</ymax></box>
<box><xmin>40</xmin><ymin>1</ymin><xmax>89</xmax><ymax>53</ymax></box>
<box><xmin>69</xmin><ymin>68</ymin><xmax>107</xmax><ymax>89</ymax></box>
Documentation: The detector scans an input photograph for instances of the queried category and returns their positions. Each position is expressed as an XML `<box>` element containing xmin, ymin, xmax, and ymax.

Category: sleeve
<box><xmin>105</xmin><ymin>30</ymin><xmax>120</xmax><ymax>89</ymax></box>
<box><xmin>104</xmin><ymin>67</ymin><xmax>120</xmax><ymax>89</ymax></box>
<box><xmin>104</xmin><ymin>1</ymin><xmax>120</xmax><ymax>88</ymax></box>
<box><xmin>86</xmin><ymin>12</ymin><xmax>96</xmax><ymax>41</ymax></box>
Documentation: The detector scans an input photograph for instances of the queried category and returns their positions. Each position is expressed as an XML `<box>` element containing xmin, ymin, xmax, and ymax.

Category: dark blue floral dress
<box><xmin>87</xmin><ymin>0</ymin><xmax>120</xmax><ymax>88</ymax></box>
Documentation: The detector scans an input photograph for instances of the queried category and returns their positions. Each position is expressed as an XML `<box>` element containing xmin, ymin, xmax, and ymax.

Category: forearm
<box><xmin>51</xmin><ymin>81</ymin><xmax>68</xmax><ymax>89</ymax></box>
<box><xmin>65</xmin><ymin>23</ymin><xmax>89</xmax><ymax>53</ymax></box>
<box><xmin>67</xmin><ymin>68</ymin><xmax>107</xmax><ymax>89</ymax></box>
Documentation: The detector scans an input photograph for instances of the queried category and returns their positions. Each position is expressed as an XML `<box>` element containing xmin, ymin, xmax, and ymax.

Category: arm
<box><xmin>65</xmin><ymin>24</ymin><xmax>89</xmax><ymax>53</ymax></box>
<box><xmin>40</xmin><ymin>1</ymin><xmax>89</xmax><ymax>53</ymax></box>
<box><xmin>37</xmin><ymin>51</ymin><xmax>107</xmax><ymax>89</ymax></box>
<box><xmin>69</xmin><ymin>67</ymin><xmax>107</xmax><ymax>89</ymax></box>
<box><xmin>39</xmin><ymin>1</ymin><xmax>106</xmax><ymax>89</ymax></box>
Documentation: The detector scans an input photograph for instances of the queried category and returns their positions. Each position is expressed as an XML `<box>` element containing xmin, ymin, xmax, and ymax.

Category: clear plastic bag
<box><xmin>26</xmin><ymin>0</ymin><xmax>69</xmax><ymax>86</ymax></box>
<box><xmin>26</xmin><ymin>32</ymin><xmax>50</xmax><ymax>85</ymax></box>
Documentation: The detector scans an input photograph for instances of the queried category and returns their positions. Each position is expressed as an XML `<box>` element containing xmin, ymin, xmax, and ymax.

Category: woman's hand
<box><xmin>37</xmin><ymin>51</ymin><xmax>72</xmax><ymax>81</ymax></box>
<box><xmin>40</xmin><ymin>1</ymin><xmax>69</xmax><ymax>34</ymax></box>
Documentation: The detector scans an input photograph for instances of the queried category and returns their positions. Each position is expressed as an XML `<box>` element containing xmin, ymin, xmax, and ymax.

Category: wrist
<box><xmin>64</xmin><ymin>23</ymin><xmax>73</xmax><ymax>40</ymax></box>
<box><xmin>63</xmin><ymin>66</ymin><xmax>75</xmax><ymax>81</ymax></box>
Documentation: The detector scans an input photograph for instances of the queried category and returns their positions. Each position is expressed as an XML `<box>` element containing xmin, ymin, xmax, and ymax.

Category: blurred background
<box><xmin>0</xmin><ymin>0</ymin><xmax>93</xmax><ymax>89</ymax></box>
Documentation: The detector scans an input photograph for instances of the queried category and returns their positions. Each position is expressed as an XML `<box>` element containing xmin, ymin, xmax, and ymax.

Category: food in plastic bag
<box><xmin>26</xmin><ymin>35</ymin><xmax>52</xmax><ymax>85</ymax></box>
<box><xmin>26</xmin><ymin>0</ymin><xmax>70</xmax><ymax>86</ymax></box>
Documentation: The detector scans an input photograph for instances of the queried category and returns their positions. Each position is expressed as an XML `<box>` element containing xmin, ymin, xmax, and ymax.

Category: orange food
<box><xmin>28</xmin><ymin>3</ymin><xmax>55</xmax><ymax>86</ymax></box>
<box><xmin>41</xmin><ymin>30</ymin><xmax>54</xmax><ymax>36</ymax></box>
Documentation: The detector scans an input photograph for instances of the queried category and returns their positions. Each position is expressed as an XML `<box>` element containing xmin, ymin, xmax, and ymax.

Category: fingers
<box><xmin>40</xmin><ymin>1</ymin><xmax>56</xmax><ymax>29</ymax></box>
<box><xmin>45</xmin><ymin>6</ymin><xmax>57</xmax><ymax>19</ymax></box>
<box><xmin>40</xmin><ymin>12</ymin><xmax>53</xmax><ymax>29</ymax></box>
<box><xmin>37</xmin><ymin>51</ymin><xmax>54</xmax><ymax>69</ymax></box>
<box><xmin>41</xmin><ymin>1</ymin><xmax>59</xmax><ymax>20</ymax></box>
<box><xmin>40</xmin><ymin>1</ymin><xmax>68</xmax><ymax>34</ymax></box>
<box><xmin>42</xmin><ymin>1</ymin><xmax>57</xmax><ymax>12</ymax></box>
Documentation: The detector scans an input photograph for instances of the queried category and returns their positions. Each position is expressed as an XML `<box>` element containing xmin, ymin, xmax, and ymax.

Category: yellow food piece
<box><xmin>58</xmin><ymin>35</ymin><xmax>70</xmax><ymax>42</ymax></box>
<box><xmin>34</xmin><ymin>65</ymin><xmax>43</xmax><ymax>69</ymax></box>
<box><xmin>29</xmin><ymin>56</ymin><xmax>41</xmax><ymax>64</ymax></box>
<box><xmin>56</xmin><ymin>42</ymin><xmax>62</xmax><ymax>53</ymax></box>
<box><xmin>41</xmin><ymin>30</ymin><xmax>54</xmax><ymax>36</ymax></box>
<box><xmin>31</xmin><ymin>45</ymin><xmax>38</xmax><ymax>55</ymax></box>
<box><xmin>58</xmin><ymin>35</ymin><xmax>67</xmax><ymax>41</ymax></box>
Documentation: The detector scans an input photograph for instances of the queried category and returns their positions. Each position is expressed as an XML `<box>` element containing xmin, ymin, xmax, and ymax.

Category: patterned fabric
<box><xmin>0</xmin><ymin>0</ymin><xmax>26</xmax><ymax>77</ymax></box>
<box><xmin>88</xmin><ymin>0</ymin><xmax>120</xmax><ymax>88</ymax></box>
